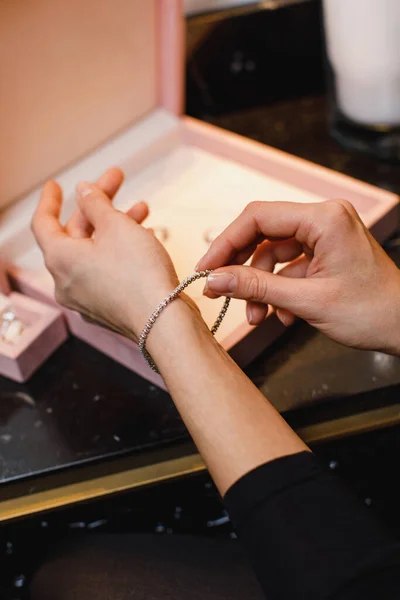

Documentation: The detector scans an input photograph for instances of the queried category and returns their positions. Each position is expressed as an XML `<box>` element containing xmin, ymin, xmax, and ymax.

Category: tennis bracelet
<box><xmin>139</xmin><ymin>270</ymin><xmax>231</xmax><ymax>374</ymax></box>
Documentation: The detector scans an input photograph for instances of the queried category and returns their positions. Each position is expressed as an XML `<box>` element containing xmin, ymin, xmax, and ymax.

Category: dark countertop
<box><xmin>0</xmin><ymin>339</ymin><xmax>187</xmax><ymax>486</ymax></box>
<box><xmin>1</xmin><ymin>3</ymin><xmax>400</xmax><ymax>495</ymax></box>
<box><xmin>210</xmin><ymin>96</ymin><xmax>400</xmax><ymax>195</ymax></box>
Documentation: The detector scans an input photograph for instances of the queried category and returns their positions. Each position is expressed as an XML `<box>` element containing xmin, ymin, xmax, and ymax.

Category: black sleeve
<box><xmin>224</xmin><ymin>451</ymin><xmax>400</xmax><ymax>600</ymax></box>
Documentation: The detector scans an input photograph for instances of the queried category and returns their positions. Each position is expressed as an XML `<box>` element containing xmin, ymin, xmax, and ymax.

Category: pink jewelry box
<box><xmin>0</xmin><ymin>269</ymin><xmax>67</xmax><ymax>383</ymax></box>
<box><xmin>0</xmin><ymin>0</ymin><xmax>398</xmax><ymax>389</ymax></box>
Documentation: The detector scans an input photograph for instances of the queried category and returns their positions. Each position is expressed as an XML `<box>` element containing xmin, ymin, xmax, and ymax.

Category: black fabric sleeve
<box><xmin>224</xmin><ymin>451</ymin><xmax>400</xmax><ymax>600</ymax></box>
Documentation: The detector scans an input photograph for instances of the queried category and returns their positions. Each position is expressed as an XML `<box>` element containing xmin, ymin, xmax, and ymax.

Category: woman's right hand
<box><xmin>197</xmin><ymin>199</ymin><xmax>400</xmax><ymax>355</ymax></box>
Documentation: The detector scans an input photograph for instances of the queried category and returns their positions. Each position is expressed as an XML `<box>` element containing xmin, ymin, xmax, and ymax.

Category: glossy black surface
<box><xmin>1</xmin><ymin>2</ymin><xmax>400</xmax><ymax>491</ymax></box>
<box><xmin>0</xmin><ymin>339</ymin><xmax>185</xmax><ymax>484</ymax></box>
<box><xmin>210</xmin><ymin>96</ymin><xmax>400</xmax><ymax>194</ymax></box>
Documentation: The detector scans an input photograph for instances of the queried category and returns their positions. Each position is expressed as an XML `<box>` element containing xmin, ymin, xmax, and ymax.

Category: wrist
<box><xmin>374</xmin><ymin>264</ymin><xmax>400</xmax><ymax>356</ymax></box>
<box><xmin>379</xmin><ymin>269</ymin><xmax>400</xmax><ymax>356</ymax></box>
<box><xmin>142</xmin><ymin>292</ymin><xmax>210</xmax><ymax>356</ymax></box>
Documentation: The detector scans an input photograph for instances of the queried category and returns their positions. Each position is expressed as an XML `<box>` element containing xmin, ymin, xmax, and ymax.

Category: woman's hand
<box><xmin>32</xmin><ymin>168</ymin><xmax>186</xmax><ymax>341</ymax></box>
<box><xmin>197</xmin><ymin>200</ymin><xmax>400</xmax><ymax>355</ymax></box>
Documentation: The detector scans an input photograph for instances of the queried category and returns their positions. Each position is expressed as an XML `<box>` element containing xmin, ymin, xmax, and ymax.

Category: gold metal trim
<box><xmin>0</xmin><ymin>454</ymin><xmax>206</xmax><ymax>523</ymax></box>
<box><xmin>1</xmin><ymin>403</ymin><xmax>399</xmax><ymax>523</ymax></box>
<box><xmin>297</xmin><ymin>403</ymin><xmax>400</xmax><ymax>444</ymax></box>
<box><xmin>188</xmin><ymin>0</ymin><xmax>312</xmax><ymax>25</ymax></box>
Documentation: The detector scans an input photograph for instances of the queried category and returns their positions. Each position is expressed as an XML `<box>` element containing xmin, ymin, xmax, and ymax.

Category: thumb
<box><xmin>204</xmin><ymin>265</ymin><xmax>318</xmax><ymax>316</ymax></box>
<box><xmin>76</xmin><ymin>181</ymin><xmax>116</xmax><ymax>228</ymax></box>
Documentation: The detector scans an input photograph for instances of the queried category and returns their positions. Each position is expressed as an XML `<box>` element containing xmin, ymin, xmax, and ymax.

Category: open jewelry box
<box><xmin>0</xmin><ymin>0</ymin><xmax>398</xmax><ymax>388</ymax></box>
<box><xmin>0</xmin><ymin>267</ymin><xmax>67</xmax><ymax>382</ymax></box>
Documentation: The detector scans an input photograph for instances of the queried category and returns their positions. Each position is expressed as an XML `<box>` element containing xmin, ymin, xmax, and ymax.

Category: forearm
<box><xmin>145</xmin><ymin>296</ymin><xmax>307</xmax><ymax>496</ymax></box>
<box><xmin>147</xmin><ymin>299</ymin><xmax>400</xmax><ymax>600</ymax></box>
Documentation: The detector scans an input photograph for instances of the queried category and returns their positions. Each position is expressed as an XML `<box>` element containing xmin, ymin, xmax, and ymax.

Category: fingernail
<box><xmin>76</xmin><ymin>181</ymin><xmax>94</xmax><ymax>199</ymax></box>
<box><xmin>246</xmin><ymin>304</ymin><xmax>254</xmax><ymax>325</ymax></box>
<box><xmin>205</xmin><ymin>272</ymin><xmax>236</xmax><ymax>294</ymax></box>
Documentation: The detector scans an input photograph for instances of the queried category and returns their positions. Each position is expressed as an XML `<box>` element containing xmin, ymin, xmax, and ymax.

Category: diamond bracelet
<box><xmin>139</xmin><ymin>270</ymin><xmax>231</xmax><ymax>375</ymax></box>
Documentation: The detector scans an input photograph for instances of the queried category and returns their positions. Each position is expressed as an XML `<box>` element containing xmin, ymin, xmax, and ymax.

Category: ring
<box><xmin>0</xmin><ymin>310</ymin><xmax>24</xmax><ymax>344</ymax></box>
<box><xmin>203</xmin><ymin>228</ymin><xmax>222</xmax><ymax>245</ymax></box>
<box><xmin>152</xmin><ymin>227</ymin><xmax>169</xmax><ymax>243</ymax></box>
<box><xmin>0</xmin><ymin>310</ymin><xmax>16</xmax><ymax>338</ymax></box>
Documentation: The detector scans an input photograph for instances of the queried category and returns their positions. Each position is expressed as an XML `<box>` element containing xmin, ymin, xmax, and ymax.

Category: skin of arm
<box><xmin>146</xmin><ymin>297</ymin><xmax>307</xmax><ymax>495</ymax></box>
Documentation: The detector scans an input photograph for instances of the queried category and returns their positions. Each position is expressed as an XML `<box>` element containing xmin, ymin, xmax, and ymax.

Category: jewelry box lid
<box><xmin>0</xmin><ymin>0</ymin><xmax>183</xmax><ymax>211</ymax></box>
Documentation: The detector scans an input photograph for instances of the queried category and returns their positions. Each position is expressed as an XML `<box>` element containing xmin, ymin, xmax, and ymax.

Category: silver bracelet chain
<box><xmin>139</xmin><ymin>270</ymin><xmax>231</xmax><ymax>375</ymax></box>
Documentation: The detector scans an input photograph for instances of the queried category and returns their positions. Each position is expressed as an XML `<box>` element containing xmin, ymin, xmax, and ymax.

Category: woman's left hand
<box><xmin>32</xmin><ymin>168</ymin><xmax>186</xmax><ymax>341</ymax></box>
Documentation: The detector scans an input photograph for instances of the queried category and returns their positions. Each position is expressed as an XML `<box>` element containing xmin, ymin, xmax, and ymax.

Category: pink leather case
<box><xmin>0</xmin><ymin>0</ymin><xmax>398</xmax><ymax>389</ymax></box>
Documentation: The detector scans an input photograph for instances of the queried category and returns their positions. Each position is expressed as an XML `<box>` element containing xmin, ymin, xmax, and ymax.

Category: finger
<box><xmin>66</xmin><ymin>168</ymin><xmax>124</xmax><ymax>238</ymax></box>
<box><xmin>96</xmin><ymin>167</ymin><xmax>124</xmax><ymax>199</ymax></box>
<box><xmin>65</xmin><ymin>210</ymin><xmax>93</xmax><ymax>239</ymax></box>
<box><xmin>204</xmin><ymin>237</ymin><xmax>303</xmax><ymax>304</ymax></box>
<box><xmin>197</xmin><ymin>200</ymin><xmax>354</xmax><ymax>271</ymax></box>
<box><xmin>272</xmin><ymin>256</ymin><xmax>311</xmax><ymax>327</ymax></box>
<box><xmin>76</xmin><ymin>182</ymin><xmax>120</xmax><ymax>229</ymax></box>
<box><xmin>231</xmin><ymin>239</ymin><xmax>262</xmax><ymax>267</ymax></box>
<box><xmin>126</xmin><ymin>201</ymin><xmax>149</xmax><ymax>224</ymax></box>
<box><xmin>32</xmin><ymin>180</ymin><xmax>65</xmax><ymax>251</ymax></box>
<box><xmin>276</xmin><ymin>308</ymin><xmax>296</xmax><ymax>327</ymax></box>
<box><xmin>245</xmin><ymin>239</ymin><xmax>303</xmax><ymax>325</ymax></box>
<box><xmin>197</xmin><ymin>202</ymin><xmax>305</xmax><ymax>270</ymax></box>
<box><xmin>204</xmin><ymin>264</ymin><xmax>322</xmax><ymax>318</ymax></box>
<box><xmin>278</xmin><ymin>255</ymin><xmax>310</xmax><ymax>279</ymax></box>
<box><xmin>246</xmin><ymin>301</ymin><xmax>269</xmax><ymax>326</ymax></box>
<box><xmin>251</xmin><ymin>238</ymin><xmax>303</xmax><ymax>272</ymax></box>
<box><xmin>249</xmin><ymin>255</ymin><xmax>311</xmax><ymax>323</ymax></box>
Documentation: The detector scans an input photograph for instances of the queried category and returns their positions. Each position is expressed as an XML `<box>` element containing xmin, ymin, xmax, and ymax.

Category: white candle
<box><xmin>323</xmin><ymin>0</ymin><xmax>400</xmax><ymax>126</ymax></box>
